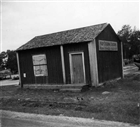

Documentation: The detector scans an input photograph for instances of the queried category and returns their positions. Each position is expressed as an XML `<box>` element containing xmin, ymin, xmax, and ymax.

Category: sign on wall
<box><xmin>99</xmin><ymin>40</ymin><xmax>118</xmax><ymax>51</ymax></box>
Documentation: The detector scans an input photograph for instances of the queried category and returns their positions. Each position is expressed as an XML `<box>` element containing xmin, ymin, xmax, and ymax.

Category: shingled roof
<box><xmin>17</xmin><ymin>23</ymin><xmax>108</xmax><ymax>51</ymax></box>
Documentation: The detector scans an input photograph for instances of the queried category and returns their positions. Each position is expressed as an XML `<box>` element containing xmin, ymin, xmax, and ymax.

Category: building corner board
<box><xmin>60</xmin><ymin>45</ymin><xmax>66</xmax><ymax>84</ymax></box>
<box><xmin>16</xmin><ymin>52</ymin><xmax>22</xmax><ymax>88</ymax></box>
<box><xmin>88</xmin><ymin>39</ymin><xmax>99</xmax><ymax>86</ymax></box>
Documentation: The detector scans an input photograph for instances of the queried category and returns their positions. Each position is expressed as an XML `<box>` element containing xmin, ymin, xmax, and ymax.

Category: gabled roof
<box><xmin>17</xmin><ymin>23</ymin><xmax>109</xmax><ymax>51</ymax></box>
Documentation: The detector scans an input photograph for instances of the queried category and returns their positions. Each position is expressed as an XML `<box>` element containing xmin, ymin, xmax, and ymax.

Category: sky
<box><xmin>1</xmin><ymin>0</ymin><xmax>139</xmax><ymax>52</ymax></box>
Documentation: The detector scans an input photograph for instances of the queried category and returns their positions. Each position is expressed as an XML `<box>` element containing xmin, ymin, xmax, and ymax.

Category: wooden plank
<box><xmin>81</xmin><ymin>52</ymin><xmax>86</xmax><ymax>84</ymax></box>
<box><xmin>16</xmin><ymin>52</ymin><xmax>22</xmax><ymax>87</ymax></box>
<box><xmin>60</xmin><ymin>45</ymin><xmax>66</xmax><ymax>84</ymax></box>
<box><xmin>69</xmin><ymin>53</ymin><xmax>73</xmax><ymax>83</ymax></box>
<box><xmin>88</xmin><ymin>39</ymin><xmax>98</xmax><ymax>86</ymax></box>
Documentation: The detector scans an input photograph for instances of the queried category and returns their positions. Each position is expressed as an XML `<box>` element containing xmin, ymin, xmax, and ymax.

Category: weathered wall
<box><xmin>63</xmin><ymin>42</ymin><xmax>91</xmax><ymax>84</ymax></box>
<box><xmin>96</xmin><ymin>25</ymin><xmax>123</xmax><ymax>83</ymax></box>
<box><xmin>18</xmin><ymin>46</ymin><xmax>63</xmax><ymax>85</ymax></box>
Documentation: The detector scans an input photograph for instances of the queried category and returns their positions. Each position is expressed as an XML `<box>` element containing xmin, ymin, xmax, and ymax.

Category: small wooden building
<box><xmin>16</xmin><ymin>23</ymin><xmax>123</xmax><ymax>89</ymax></box>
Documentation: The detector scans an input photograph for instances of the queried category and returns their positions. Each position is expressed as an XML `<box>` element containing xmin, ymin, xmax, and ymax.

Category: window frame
<box><xmin>32</xmin><ymin>54</ymin><xmax>48</xmax><ymax>77</ymax></box>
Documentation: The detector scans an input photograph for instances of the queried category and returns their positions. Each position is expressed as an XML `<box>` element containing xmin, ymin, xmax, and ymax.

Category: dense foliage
<box><xmin>117</xmin><ymin>25</ymin><xmax>140</xmax><ymax>59</ymax></box>
<box><xmin>0</xmin><ymin>50</ymin><xmax>18</xmax><ymax>74</ymax></box>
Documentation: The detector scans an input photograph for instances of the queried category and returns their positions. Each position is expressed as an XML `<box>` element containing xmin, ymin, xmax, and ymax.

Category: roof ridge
<box><xmin>36</xmin><ymin>23</ymin><xmax>108</xmax><ymax>38</ymax></box>
<box><xmin>17</xmin><ymin>23</ymin><xmax>109</xmax><ymax>51</ymax></box>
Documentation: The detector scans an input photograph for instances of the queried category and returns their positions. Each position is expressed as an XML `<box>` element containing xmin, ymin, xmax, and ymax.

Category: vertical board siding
<box><xmin>18</xmin><ymin>46</ymin><xmax>63</xmax><ymax>85</ymax></box>
<box><xmin>18</xmin><ymin>51</ymin><xmax>35</xmax><ymax>84</ymax></box>
<box><xmin>46</xmin><ymin>46</ymin><xmax>63</xmax><ymax>84</ymax></box>
<box><xmin>63</xmin><ymin>43</ymin><xmax>91</xmax><ymax>85</ymax></box>
<box><xmin>96</xmin><ymin>25</ymin><xmax>123</xmax><ymax>83</ymax></box>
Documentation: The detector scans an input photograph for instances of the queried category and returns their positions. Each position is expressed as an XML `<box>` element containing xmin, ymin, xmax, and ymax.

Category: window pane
<box><xmin>32</xmin><ymin>54</ymin><xmax>47</xmax><ymax>65</ymax></box>
<box><xmin>34</xmin><ymin>65</ymin><xmax>48</xmax><ymax>76</ymax></box>
<box><xmin>34</xmin><ymin>66</ymin><xmax>41</xmax><ymax>76</ymax></box>
<box><xmin>41</xmin><ymin>65</ymin><xmax>48</xmax><ymax>76</ymax></box>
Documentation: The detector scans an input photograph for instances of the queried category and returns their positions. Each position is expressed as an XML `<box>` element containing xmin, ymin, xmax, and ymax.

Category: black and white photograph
<box><xmin>0</xmin><ymin>0</ymin><xmax>140</xmax><ymax>126</ymax></box>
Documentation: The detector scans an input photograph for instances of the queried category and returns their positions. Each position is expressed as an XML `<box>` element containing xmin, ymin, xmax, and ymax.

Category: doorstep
<box><xmin>23</xmin><ymin>83</ymin><xmax>86</xmax><ymax>91</ymax></box>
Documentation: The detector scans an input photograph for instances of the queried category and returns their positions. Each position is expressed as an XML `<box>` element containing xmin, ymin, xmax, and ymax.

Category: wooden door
<box><xmin>70</xmin><ymin>53</ymin><xmax>85</xmax><ymax>84</ymax></box>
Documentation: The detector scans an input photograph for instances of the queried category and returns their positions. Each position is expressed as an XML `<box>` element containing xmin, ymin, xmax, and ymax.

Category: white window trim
<box><xmin>69</xmin><ymin>52</ymin><xmax>86</xmax><ymax>84</ymax></box>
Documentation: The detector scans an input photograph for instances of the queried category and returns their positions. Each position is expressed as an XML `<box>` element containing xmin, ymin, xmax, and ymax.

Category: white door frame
<box><xmin>69</xmin><ymin>52</ymin><xmax>86</xmax><ymax>84</ymax></box>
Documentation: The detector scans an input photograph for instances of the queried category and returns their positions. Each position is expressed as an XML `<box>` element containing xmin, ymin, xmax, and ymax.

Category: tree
<box><xmin>0</xmin><ymin>51</ymin><xmax>7</xmax><ymax>70</ymax></box>
<box><xmin>0</xmin><ymin>50</ymin><xmax>18</xmax><ymax>74</ymax></box>
<box><xmin>129</xmin><ymin>30</ymin><xmax>140</xmax><ymax>58</ymax></box>
<box><xmin>6</xmin><ymin>50</ymin><xmax>18</xmax><ymax>74</ymax></box>
<box><xmin>0</xmin><ymin>58</ymin><xmax>3</xmax><ymax>71</ymax></box>
<box><xmin>117</xmin><ymin>25</ymin><xmax>140</xmax><ymax>59</ymax></box>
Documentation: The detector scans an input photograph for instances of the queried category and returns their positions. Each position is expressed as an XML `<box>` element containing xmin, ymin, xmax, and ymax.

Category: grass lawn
<box><xmin>0</xmin><ymin>73</ymin><xmax>140</xmax><ymax>125</ymax></box>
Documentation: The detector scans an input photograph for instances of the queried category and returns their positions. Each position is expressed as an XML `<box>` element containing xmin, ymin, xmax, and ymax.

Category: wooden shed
<box><xmin>16</xmin><ymin>23</ymin><xmax>123</xmax><ymax>89</ymax></box>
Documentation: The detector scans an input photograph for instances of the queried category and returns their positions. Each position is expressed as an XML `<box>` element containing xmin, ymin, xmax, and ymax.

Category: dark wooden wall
<box><xmin>96</xmin><ymin>25</ymin><xmax>123</xmax><ymax>83</ymax></box>
<box><xmin>63</xmin><ymin>42</ymin><xmax>91</xmax><ymax>85</ymax></box>
<box><xmin>18</xmin><ymin>46</ymin><xmax>63</xmax><ymax>85</ymax></box>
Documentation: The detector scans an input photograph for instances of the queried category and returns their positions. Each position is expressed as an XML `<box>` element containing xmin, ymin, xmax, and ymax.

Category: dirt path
<box><xmin>0</xmin><ymin>110</ymin><xmax>139</xmax><ymax>127</ymax></box>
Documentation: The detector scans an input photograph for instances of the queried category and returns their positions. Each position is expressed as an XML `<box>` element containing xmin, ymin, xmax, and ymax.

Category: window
<box><xmin>32</xmin><ymin>54</ymin><xmax>48</xmax><ymax>76</ymax></box>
